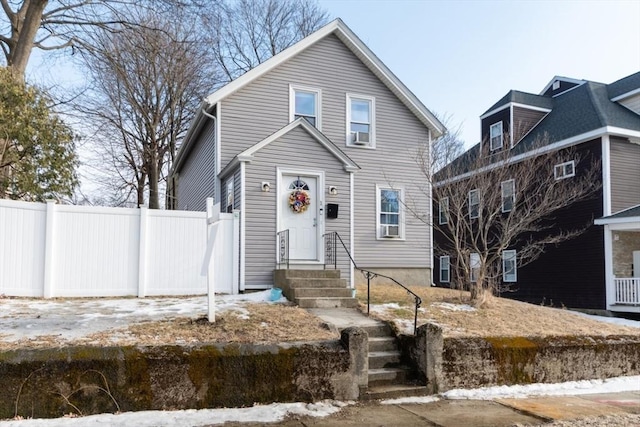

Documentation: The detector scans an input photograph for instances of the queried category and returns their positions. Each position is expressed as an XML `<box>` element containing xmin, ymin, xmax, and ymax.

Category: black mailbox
<box><xmin>326</xmin><ymin>203</ymin><xmax>339</xmax><ymax>219</ymax></box>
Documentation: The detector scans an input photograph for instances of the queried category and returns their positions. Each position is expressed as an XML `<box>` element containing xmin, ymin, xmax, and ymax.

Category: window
<box><xmin>290</xmin><ymin>85</ymin><xmax>321</xmax><ymax>128</ymax></box>
<box><xmin>225</xmin><ymin>178</ymin><xmax>234</xmax><ymax>213</ymax></box>
<box><xmin>439</xmin><ymin>197</ymin><xmax>449</xmax><ymax>224</ymax></box>
<box><xmin>440</xmin><ymin>256</ymin><xmax>450</xmax><ymax>283</ymax></box>
<box><xmin>377</xmin><ymin>186</ymin><xmax>403</xmax><ymax>239</ymax></box>
<box><xmin>501</xmin><ymin>179</ymin><xmax>515</xmax><ymax>212</ymax></box>
<box><xmin>469</xmin><ymin>189</ymin><xmax>480</xmax><ymax>219</ymax></box>
<box><xmin>554</xmin><ymin>160</ymin><xmax>575</xmax><ymax>180</ymax></box>
<box><xmin>490</xmin><ymin>121</ymin><xmax>503</xmax><ymax>151</ymax></box>
<box><xmin>346</xmin><ymin>94</ymin><xmax>375</xmax><ymax>147</ymax></box>
<box><xmin>470</xmin><ymin>252</ymin><xmax>480</xmax><ymax>282</ymax></box>
<box><xmin>502</xmin><ymin>250</ymin><xmax>517</xmax><ymax>282</ymax></box>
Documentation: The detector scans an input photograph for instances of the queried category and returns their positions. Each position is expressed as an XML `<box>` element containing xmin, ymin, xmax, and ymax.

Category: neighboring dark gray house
<box><xmin>434</xmin><ymin>72</ymin><xmax>640</xmax><ymax>314</ymax></box>
<box><xmin>169</xmin><ymin>19</ymin><xmax>445</xmax><ymax>292</ymax></box>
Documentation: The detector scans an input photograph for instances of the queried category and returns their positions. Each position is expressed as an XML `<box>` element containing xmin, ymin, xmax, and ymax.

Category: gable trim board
<box><xmin>230</xmin><ymin>118</ymin><xmax>360</xmax><ymax>174</ymax></box>
<box><xmin>480</xmin><ymin>102</ymin><xmax>552</xmax><ymax>120</ymax></box>
<box><xmin>539</xmin><ymin>76</ymin><xmax>586</xmax><ymax>96</ymax></box>
<box><xmin>610</xmin><ymin>87</ymin><xmax>640</xmax><ymax>102</ymax></box>
<box><xmin>172</xmin><ymin>19</ymin><xmax>445</xmax><ymax>172</ymax></box>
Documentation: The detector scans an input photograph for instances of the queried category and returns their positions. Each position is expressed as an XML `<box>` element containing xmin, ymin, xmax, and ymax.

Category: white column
<box><xmin>42</xmin><ymin>199</ymin><xmax>57</xmax><ymax>298</ymax></box>
<box><xmin>603</xmin><ymin>224</ymin><xmax>614</xmax><ymax>308</ymax></box>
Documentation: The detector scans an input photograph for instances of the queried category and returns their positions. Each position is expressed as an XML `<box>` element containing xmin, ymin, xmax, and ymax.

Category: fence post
<box><xmin>232</xmin><ymin>211</ymin><xmax>240</xmax><ymax>294</ymax></box>
<box><xmin>42</xmin><ymin>199</ymin><xmax>57</xmax><ymax>298</ymax></box>
<box><xmin>206</xmin><ymin>198</ymin><xmax>218</xmax><ymax>322</ymax></box>
<box><xmin>138</xmin><ymin>206</ymin><xmax>148</xmax><ymax>298</ymax></box>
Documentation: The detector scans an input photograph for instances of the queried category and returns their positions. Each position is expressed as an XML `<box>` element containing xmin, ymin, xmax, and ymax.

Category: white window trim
<box><xmin>439</xmin><ymin>197</ymin><xmax>449</xmax><ymax>224</ymax></box>
<box><xmin>490</xmin><ymin>121</ymin><xmax>503</xmax><ymax>151</ymax></box>
<box><xmin>502</xmin><ymin>249</ymin><xmax>517</xmax><ymax>282</ymax></box>
<box><xmin>289</xmin><ymin>84</ymin><xmax>322</xmax><ymax>130</ymax></box>
<box><xmin>501</xmin><ymin>179</ymin><xmax>515</xmax><ymax>213</ymax></box>
<box><xmin>375</xmin><ymin>184</ymin><xmax>405</xmax><ymax>240</ymax></box>
<box><xmin>470</xmin><ymin>252</ymin><xmax>480</xmax><ymax>282</ymax></box>
<box><xmin>469</xmin><ymin>189</ymin><xmax>480</xmax><ymax>219</ymax></box>
<box><xmin>440</xmin><ymin>255</ymin><xmax>450</xmax><ymax>283</ymax></box>
<box><xmin>554</xmin><ymin>160</ymin><xmax>575</xmax><ymax>180</ymax></box>
<box><xmin>346</xmin><ymin>93</ymin><xmax>375</xmax><ymax>148</ymax></box>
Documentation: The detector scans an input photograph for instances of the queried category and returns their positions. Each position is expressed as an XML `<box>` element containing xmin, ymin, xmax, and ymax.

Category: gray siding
<box><xmin>610</xmin><ymin>138</ymin><xmax>640</xmax><ymax>213</ymax></box>
<box><xmin>244</xmin><ymin>126</ymin><xmax>351</xmax><ymax>288</ymax></box>
<box><xmin>177</xmin><ymin>119</ymin><xmax>217</xmax><ymax>211</ymax></box>
<box><xmin>221</xmin><ymin>34</ymin><xmax>431</xmax><ymax>270</ymax></box>
<box><xmin>619</xmin><ymin>94</ymin><xmax>640</xmax><ymax>115</ymax></box>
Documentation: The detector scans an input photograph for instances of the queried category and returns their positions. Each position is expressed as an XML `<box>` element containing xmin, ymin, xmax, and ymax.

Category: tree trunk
<box><xmin>148</xmin><ymin>150</ymin><xmax>159</xmax><ymax>209</ymax></box>
<box><xmin>8</xmin><ymin>0</ymin><xmax>49</xmax><ymax>78</ymax></box>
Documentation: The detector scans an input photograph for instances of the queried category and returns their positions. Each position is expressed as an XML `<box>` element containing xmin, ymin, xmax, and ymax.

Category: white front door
<box><xmin>280</xmin><ymin>174</ymin><xmax>319</xmax><ymax>261</ymax></box>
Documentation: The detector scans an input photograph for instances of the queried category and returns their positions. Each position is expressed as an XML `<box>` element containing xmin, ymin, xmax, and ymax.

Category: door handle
<box><xmin>313</xmin><ymin>218</ymin><xmax>317</xmax><ymax>227</ymax></box>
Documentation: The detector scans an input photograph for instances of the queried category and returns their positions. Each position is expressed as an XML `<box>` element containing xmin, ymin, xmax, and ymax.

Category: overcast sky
<box><xmin>318</xmin><ymin>0</ymin><xmax>640</xmax><ymax>146</ymax></box>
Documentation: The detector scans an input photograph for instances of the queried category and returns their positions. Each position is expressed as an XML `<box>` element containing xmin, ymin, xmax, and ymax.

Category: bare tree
<box><xmin>0</xmin><ymin>0</ymin><xmax>193</xmax><ymax>79</ymax></box>
<box><xmin>76</xmin><ymin>8</ymin><xmax>213</xmax><ymax>208</ymax></box>
<box><xmin>202</xmin><ymin>0</ymin><xmax>329</xmax><ymax>82</ymax></box>
<box><xmin>417</xmin><ymin>135</ymin><xmax>601</xmax><ymax>307</ymax></box>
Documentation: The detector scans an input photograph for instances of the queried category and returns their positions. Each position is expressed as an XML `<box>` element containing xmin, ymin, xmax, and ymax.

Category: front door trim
<box><xmin>276</xmin><ymin>168</ymin><xmax>325</xmax><ymax>265</ymax></box>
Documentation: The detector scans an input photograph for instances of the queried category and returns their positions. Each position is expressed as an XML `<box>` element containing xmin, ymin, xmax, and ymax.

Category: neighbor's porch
<box><xmin>595</xmin><ymin>205</ymin><xmax>640</xmax><ymax>313</ymax></box>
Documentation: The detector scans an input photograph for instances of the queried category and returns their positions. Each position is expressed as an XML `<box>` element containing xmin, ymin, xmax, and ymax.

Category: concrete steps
<box><xmin>361</xmin><ymin>323</ymin><xmax>425</xmax><ymax>398</ymax></box>
<box><xmin>274</xmin><ymin>269</ymin><xmax>357</xmax><ymax>309</ymax></box>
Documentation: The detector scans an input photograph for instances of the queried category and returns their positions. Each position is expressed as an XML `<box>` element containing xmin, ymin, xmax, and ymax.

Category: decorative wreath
<box><xmin>289</xmin><ymin>190</ymin><xmax>311</xmax><ymax>213</ymax></box>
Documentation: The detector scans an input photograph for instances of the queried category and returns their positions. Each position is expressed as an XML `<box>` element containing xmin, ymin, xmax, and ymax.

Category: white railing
<box><xmin>614</xmin><ymin>278</ymin><xmax>640</xmax><ymax>305</ymax></box>
<box><xmin>0</xmin><ymin>199</ymin><xmax>208</xmax><ymax>298</ymax></box>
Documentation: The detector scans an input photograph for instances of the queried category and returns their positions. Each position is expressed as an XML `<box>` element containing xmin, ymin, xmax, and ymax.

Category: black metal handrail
<box><xmin>322</xmin><ymin>231</ymin><xmax>422</xmax><ymax>334</ymax></box>
<box><xmin>276</xmin><ymin>229</ymin><xmax>289</xmax><ymax>269</ymax></box>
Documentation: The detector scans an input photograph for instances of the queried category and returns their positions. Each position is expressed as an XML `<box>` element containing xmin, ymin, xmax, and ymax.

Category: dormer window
<box><xmin>490</xmin><ymin>121</ymin><xmax>503</xmax><ymax>151</ymax></box>
<box><xmin>290</xmin><ymin>85</ymin><xmax>321</xmax><ymax>129</ymax></box>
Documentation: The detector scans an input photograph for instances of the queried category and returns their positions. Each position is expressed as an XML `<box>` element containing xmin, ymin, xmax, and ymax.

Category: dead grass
<box><xmin>356</xmin><ymin>283</ymin><xmax>640</xmax><ymax>338</ymax></box>
<box><xmin>2</xmin><ymin>286</ymin><xmax>638</xmax><ymax>351</ymax></box>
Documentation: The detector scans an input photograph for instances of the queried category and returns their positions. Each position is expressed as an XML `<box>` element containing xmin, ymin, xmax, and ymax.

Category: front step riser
<box><xmin>274</xmin><ymin>269</ymin><xmax>341</xmax><ymax>280</ymax></box>
<box><xmin>285</xmin><ymin>278</ymin><xmax>348</xmax><ymax>288</ymax></box>
<box><xmin>362</xmin><ymin>324</ymin><xmax>394</xmax><ymax>337</ymax></box>
<box><xmin>369</xmin><ymin>338</ymin><xmax>397</xmax><ymax>352</ymax></box>
<box><xmin>296</xmin><ymin>298</ymin><xmax>358</xmax><ymax>308</ymax></box>
<box><xmin>369</xmin><ymin>354</ymin><xmax>401</xmax><ymax>370</ymax></box>
<box><xmin>292</xmin><ymin>288</ymin><xmax>353</xmax><ymax>298</ymax></box>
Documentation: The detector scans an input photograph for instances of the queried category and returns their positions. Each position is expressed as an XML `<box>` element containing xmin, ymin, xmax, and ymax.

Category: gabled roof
<box><xmin>174</xmin><ymin>19</ymin><xmax>446</xmax><ymax>174</ymax></box>
<box><xmin>438</xmin><ymin>72</ymin><xmax>640</xmax><ymax>181</ymax></box>
<box><xmin>219</xmin><ymin>118</ymin><xmax>360</xmax><ymax>178</ymax></box>
<box><xmin>595</xmin><ymin>204</ymin><xmax>640</xmax><ymax>225</ymax></box>
<box><xmin>202</xmin><ymin>18</ymin><xmax>444</xmax><ymax>137</ymax></box>
<box><xmin>609</xmin><ymin>71</ymin><xmax>640</xmax><ymax>101</ymax></box>
<box><xmin>481</xmin><ymin>90</ymin><xmax>553</xmax><ymax>118</ymax></box>
<box><xmin>514</xmin><ymin>79</ymin><xmax>640</xmax><ymax>154</ymax></box>
<box><xmin>539</xmin><ymin>76</ymin><xmax>585</xmax><ymax>96</ymax></box>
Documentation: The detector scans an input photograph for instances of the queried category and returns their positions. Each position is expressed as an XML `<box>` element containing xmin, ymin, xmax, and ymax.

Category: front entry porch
<box><xmin>595</xmin><ymin>205</ymin><xmax>640</xmax><ymax>314</ymax></box>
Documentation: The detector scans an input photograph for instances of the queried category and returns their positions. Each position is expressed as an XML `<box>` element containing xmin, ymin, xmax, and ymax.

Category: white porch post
<box><xmin>603</xmin><ymin>224</ymin><xmax>615</xmax><ymax>308</ymax></box>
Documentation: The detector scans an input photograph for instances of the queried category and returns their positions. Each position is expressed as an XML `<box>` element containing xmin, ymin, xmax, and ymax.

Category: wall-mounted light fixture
<box><xmin>261</xmin><ymin>181</ymin><xmax>271</xmax><ymax>192</ymax></box>
<box><xmin>329</xmin><ymin>186</ymin><xmax>338</xmax><ymax>196</ymax></box>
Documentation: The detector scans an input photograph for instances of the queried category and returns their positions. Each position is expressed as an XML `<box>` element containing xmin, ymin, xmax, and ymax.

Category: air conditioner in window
<box><xmin>382</xmin><ymin>225</ymin><xmax>400</xmax><ymax>238</ymax></box>
<box><xmin>351</xmin><ymin>131</ymin><xmax>370</xmax><ymax>145</ymax></box>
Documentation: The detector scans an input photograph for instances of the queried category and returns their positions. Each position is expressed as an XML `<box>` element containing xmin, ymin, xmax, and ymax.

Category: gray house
<box><xmin>169</xmin><ymin>19</ymin><xmax>445</xmax><ymax>293</ymax></box>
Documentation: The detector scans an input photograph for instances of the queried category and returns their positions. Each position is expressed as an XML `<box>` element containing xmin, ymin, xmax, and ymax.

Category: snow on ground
<box><xmin>0</xmin><ymin>291</ymin><xmax>285</xmax><ymax>342</ymax></box>
<box><xmin>0</xmin><ymin>400</ymin><xmax>350</xmax><ymax>427</ymax></box>
<box><xmin>432</xmin><ymin>302</ymin><xmax>476</xmax><ymax>312</ymax></box>
<box><xmin>0</xmin><ymin>377</ymin><xmax>638</xmax><ymax>426</ymax></box>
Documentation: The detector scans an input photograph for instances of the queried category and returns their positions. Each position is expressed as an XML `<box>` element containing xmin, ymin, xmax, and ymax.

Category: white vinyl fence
<box><xmin>0</xmin><ymin>199</ymin><xmax>209</xmax><ymax>298</ymax></box>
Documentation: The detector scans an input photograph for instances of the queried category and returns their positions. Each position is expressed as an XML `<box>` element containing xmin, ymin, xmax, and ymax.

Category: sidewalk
<box><xmin>229</xmin><ymin>391</ymin><xmax>640</xmax><ymax>426</ymax></box>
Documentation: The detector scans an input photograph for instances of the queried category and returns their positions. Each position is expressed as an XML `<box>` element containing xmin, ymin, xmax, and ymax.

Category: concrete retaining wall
<box><xmin>0</xmin><ymin>328</ymin><xmax>367</xmax><ymax>420</ymax></box>
<box><xmin>409</xmin><ymin>323</ymin><xmax>640</xmax><ymax>393</ymax></box>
